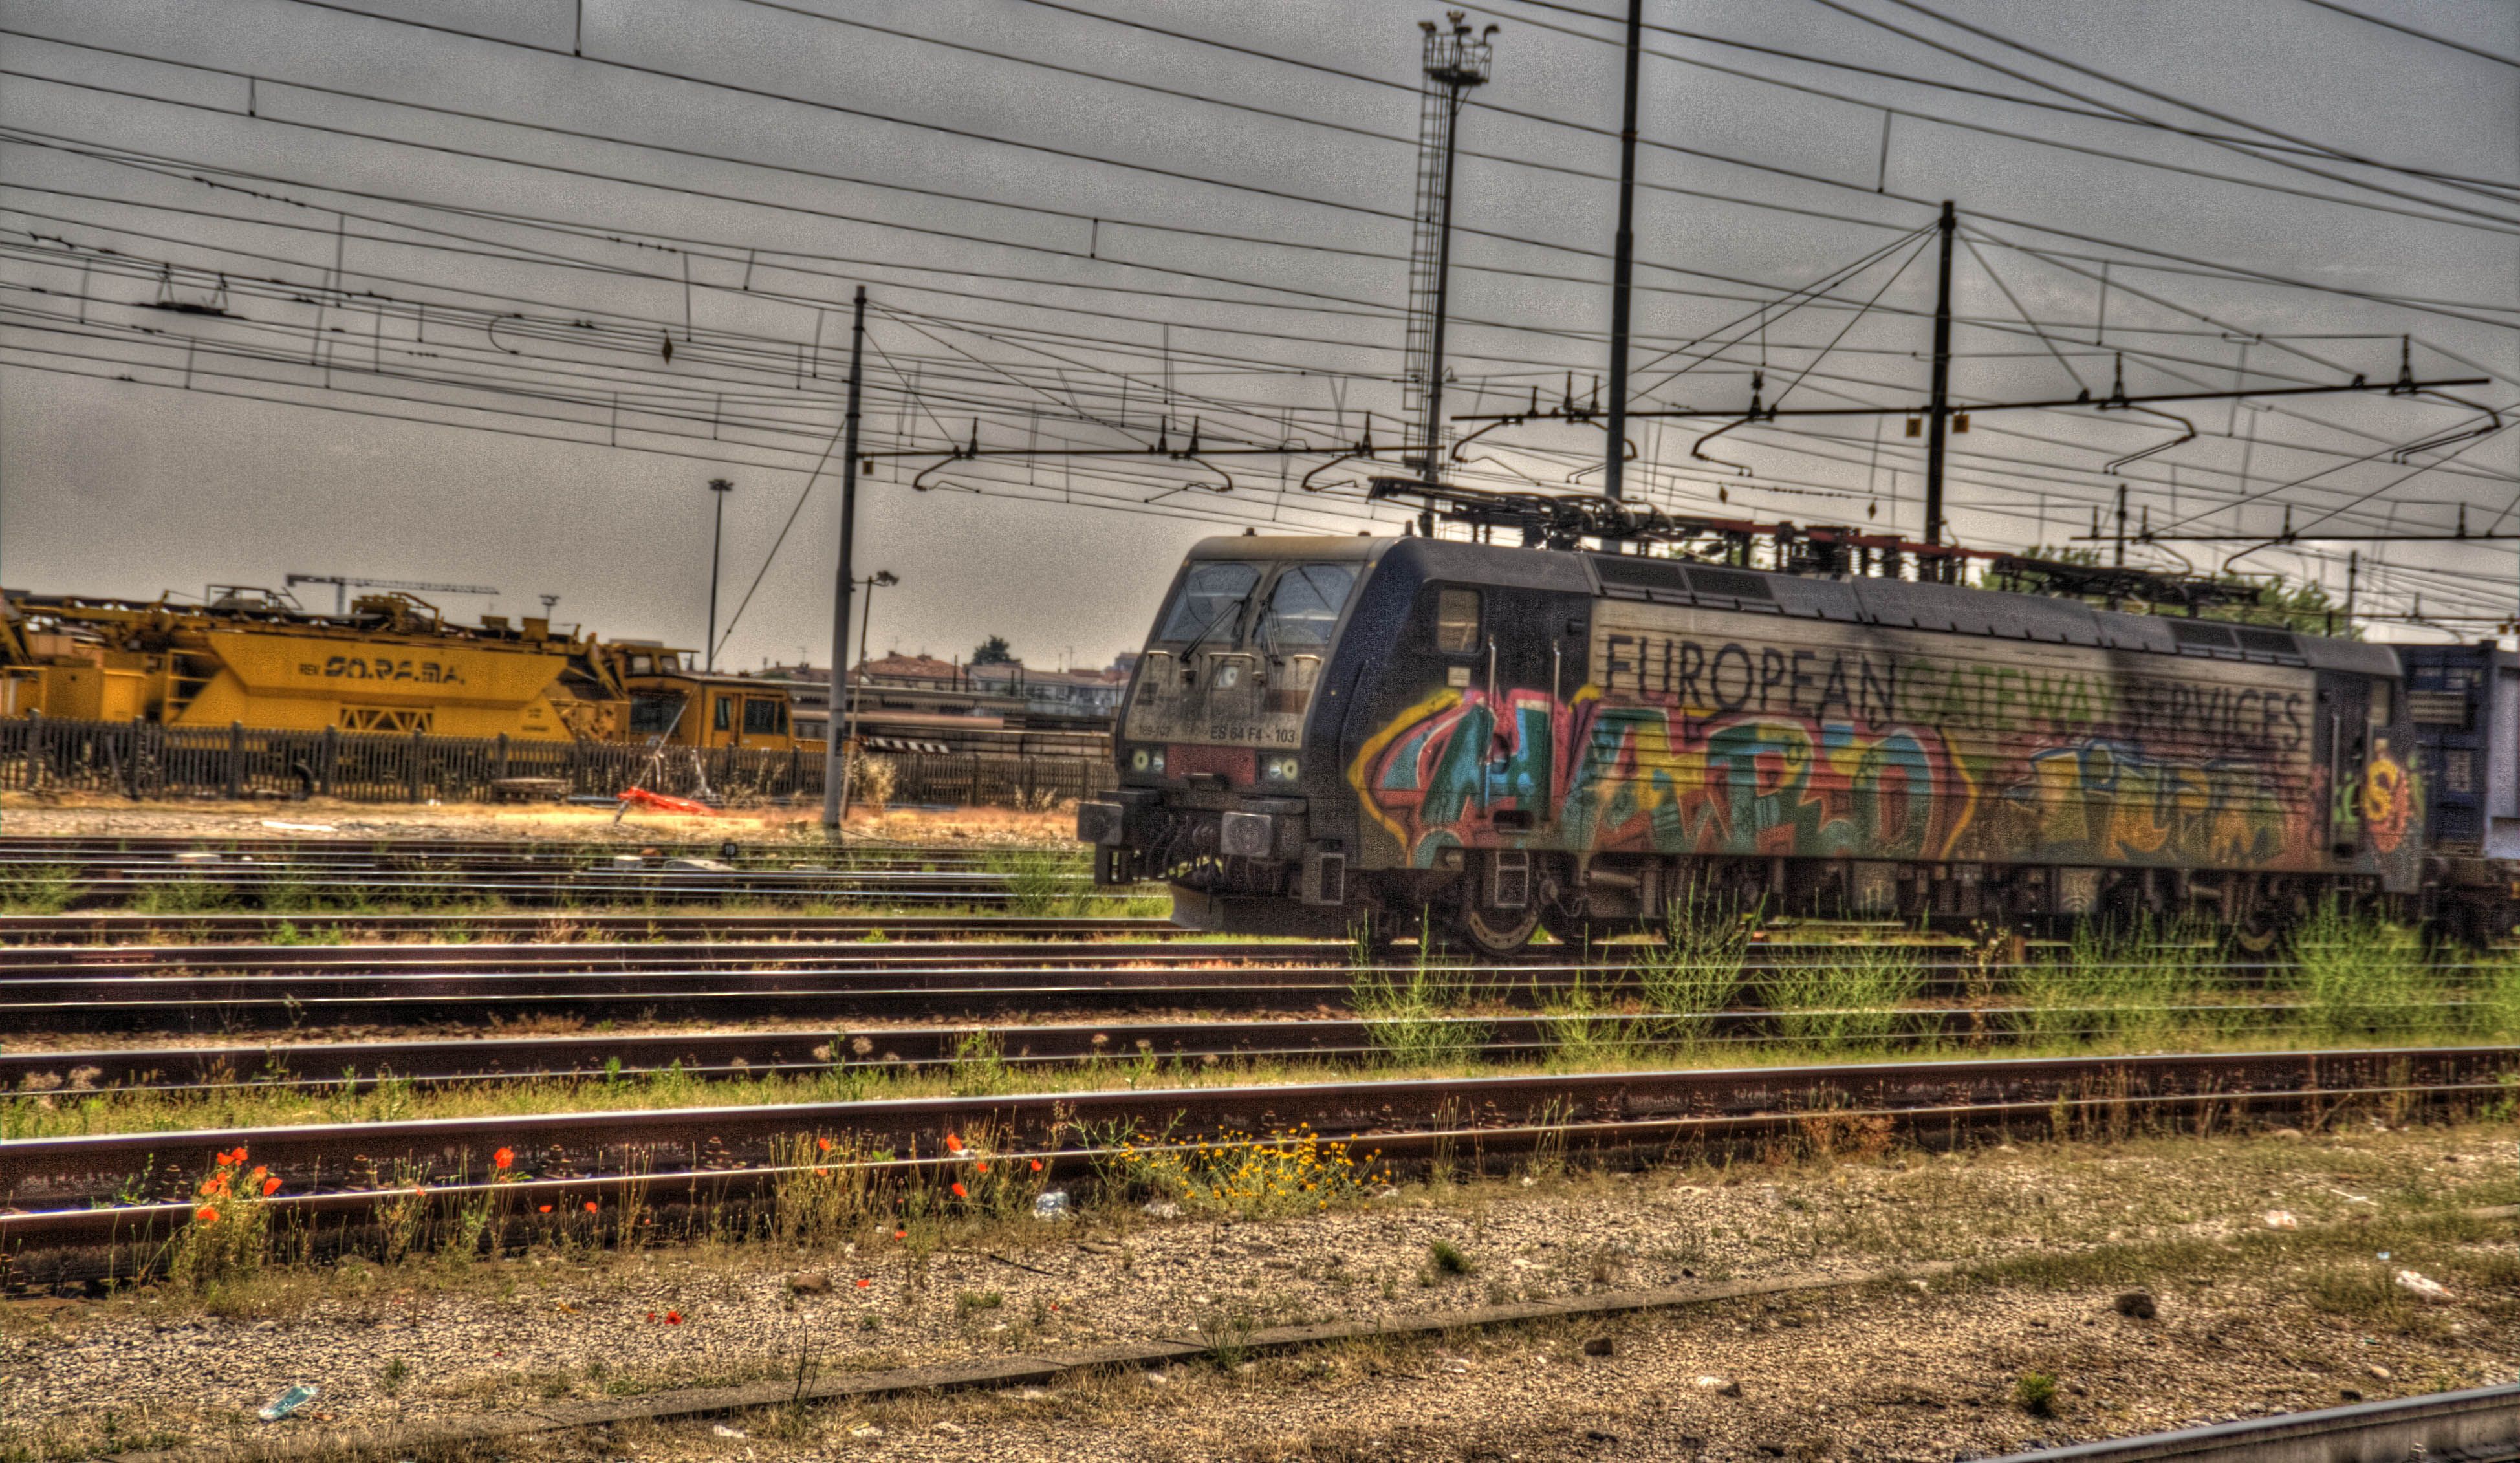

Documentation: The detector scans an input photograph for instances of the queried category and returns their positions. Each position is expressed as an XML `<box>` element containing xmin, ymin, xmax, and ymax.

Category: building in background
<box><xmin>753</xmin><ymin>651</ymin><xmax>1119</xmax><ymax>757</ymax></box>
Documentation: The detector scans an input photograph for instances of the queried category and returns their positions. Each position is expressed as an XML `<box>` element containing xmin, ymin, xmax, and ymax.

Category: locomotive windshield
<box><xmin>1155</xmin><ymin>561</ymin><xmax>1261</xmax><ymax>643</ymax></box>
<box><xmin>1152</xmin><ymin>560</ymin><xmax>1358</xmax><ymax>650</ymax></box>
<box><xmin>1255</xmin><ymin>563</ymin><xmax>1356</xmax><ymax>650</ymax></box>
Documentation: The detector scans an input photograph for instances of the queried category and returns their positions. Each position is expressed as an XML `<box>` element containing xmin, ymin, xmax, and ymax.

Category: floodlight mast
<box><xmin>1402</xmin><ymin>14</ymin><xmax>1495</xmax><ymax>479</ymax></box>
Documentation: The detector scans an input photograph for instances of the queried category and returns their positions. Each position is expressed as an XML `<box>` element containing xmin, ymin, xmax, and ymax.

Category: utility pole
<box><xmin>821</xmin><ymin>285</ymin><xmax>868</xmax><ymax>834</ymax></box>
<box><xmin>704</xmin><ymin>477</ymin><xmax>733</xmax><ymax>671</ymax></box>
<box><xmin>839</xmin><ymin>570</ymin><xmax>898</xmax><ymax>817</ymax></box>
<box><xmin>1602</xmin><ymin>0</ymin><xmax>1643</xmax><ymax>501</ymax></box>
<box><xmin>1923</xmin><ymin>200</ymin><xmax>1956</xmax><ymax>551</ymax></box>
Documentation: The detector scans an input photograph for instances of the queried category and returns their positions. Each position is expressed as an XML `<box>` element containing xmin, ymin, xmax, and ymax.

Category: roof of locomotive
<box><xmin>1211</xmin><ymin>534</ymin><xmax>2397</xmax><ymax>678</ymax></box>
<box><xmin>1184</xmin><ymin>534</ymin><xmax>1391</xmax><ymax>563</ymax></box>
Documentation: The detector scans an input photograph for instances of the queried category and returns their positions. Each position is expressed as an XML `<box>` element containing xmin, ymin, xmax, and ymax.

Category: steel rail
<box><xmin>0</xmin><ymin>942</ymin><xmax>2325</xmax><ymax>986</ymax></box>
<box><xmin>0</xmin><ymin>912</ymin><xmax>1170</xmax><ymax>944</ymax></box>
<box><xmin>0</xmin><ymin>837</ymin><xmax>1002</xmax><ymax>860</ymax></box>
<box><xmin>2007</xmin><ymin>1381</ymin><xmax>2520</xmax><ymax>1463</ymax></box>
<box><xmin>0</xmin><ymin>937</ymin><xmax>1334</xmax><ymax>972</ymax></box>
<box><xmin>0</xmin><ymin>966</ymin><xmax>1371</xmax><ymax>1031</ymax></box>
<box><xmin>12</xmin><ymin>875</ymin><xmax>1094</xmax><ymax>909</ymax></box>
<box><xmin>6</xmin><ymin>1046</ymin><xmax>2508</xmax><ymax>1222</ymax></box>
<box><xmin>9</xmin><ymin>866</ymin><xmax>1067</xmax><ymax>889</ymax></box>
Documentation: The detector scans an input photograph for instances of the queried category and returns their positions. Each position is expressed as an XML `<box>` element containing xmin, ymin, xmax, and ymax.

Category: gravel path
<box><xmin>3</xmin><ymin>1122</ymin><xmax>2511</xmax><ymax>1460</ymax></box>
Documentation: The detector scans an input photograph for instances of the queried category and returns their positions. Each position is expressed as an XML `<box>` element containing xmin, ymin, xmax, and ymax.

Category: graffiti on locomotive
<box><xmin>1356</xmin><ymin>613</ymin><xmax>2341</xmax><ymax>873</ymax></box>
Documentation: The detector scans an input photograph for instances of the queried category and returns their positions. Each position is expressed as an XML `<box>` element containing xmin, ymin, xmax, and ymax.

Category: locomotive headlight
<box><xmin>1264</xmin><ymin>754</ymin><xmax>1300</xmax><ymax>783</ymax></box>
<box><xmin>1130</xmin><ymin>748</ymin><xmax>1150</xmax><ymax>772</ymax></box>
<box><xmin>1149</xmin><ymin>749</ymin><xmax>1166</xmax><ymax>775</ymax></box>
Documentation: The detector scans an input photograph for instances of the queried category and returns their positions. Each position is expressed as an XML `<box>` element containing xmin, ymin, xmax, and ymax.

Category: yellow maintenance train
<box><xmin>0</xmin><ymin>586</ymin><xmax>814</xmax><ymax>752</ymax></box>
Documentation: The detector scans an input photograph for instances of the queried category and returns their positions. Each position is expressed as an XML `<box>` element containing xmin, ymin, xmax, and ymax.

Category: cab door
<box><xmin>2316</xmin><ymin>673</ymin><xmax>2371</xmax><ymax>860</ymax></box>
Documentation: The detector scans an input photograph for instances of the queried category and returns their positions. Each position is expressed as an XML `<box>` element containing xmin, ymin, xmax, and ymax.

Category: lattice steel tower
<box><xmin>1402</xmin><ymin>13</ymin><xmax>1495</xmax><ymax>477</ymax></box>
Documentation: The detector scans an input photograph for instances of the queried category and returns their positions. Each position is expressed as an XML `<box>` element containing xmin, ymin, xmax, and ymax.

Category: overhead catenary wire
<box><xmin>17</xmin><ymin>17</ymin><xmax>2518</xmax><ymax>336</ymax></box>
<box><xmin>2294</xmin><ymin>0</ymin><xmax>2520</xmax><ymax>74</ymax></box>
<box><xmin>1822</xmin><ymin>0</ymin><xmax>2520</xmax><ymax>221</ymax></box>
<box><xmin>5</xmin><ymin>3</ymin><xmax>2511</xmax><ymax>644</ymax></box>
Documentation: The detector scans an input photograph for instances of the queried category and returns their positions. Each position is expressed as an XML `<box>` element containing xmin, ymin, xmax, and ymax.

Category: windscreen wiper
<box><xmin>1179</xmin><ymin>589</ymin><xmax>1255</xmax><ymax>665</ymax></box>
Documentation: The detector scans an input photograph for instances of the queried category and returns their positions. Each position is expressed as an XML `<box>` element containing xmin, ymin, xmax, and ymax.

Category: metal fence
<box><xmin>0</xmin><ymin>715</ymin><xmax>1116</xmax><ymax>810</ymax></box>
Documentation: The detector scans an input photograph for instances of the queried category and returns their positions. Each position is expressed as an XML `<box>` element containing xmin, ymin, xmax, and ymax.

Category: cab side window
<box><xmin>743</xmin><ymin>698</ymin><xmax>783</xmax><ymax>735</ymax></box>
<box><xmin>1434</xmin><ymin>588</ymin><xmax>1481</xmax><ymax>653</ymax></box>
<box><xmin>713</xmin><ymin>695</ymin><xmax>732</xmax><ymax>732</ymax></box>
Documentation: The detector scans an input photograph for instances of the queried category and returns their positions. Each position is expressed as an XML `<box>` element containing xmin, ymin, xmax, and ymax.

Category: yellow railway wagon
<box><xmin>5</xmin><ymin>587</ymin><xmax>580</xmax><ymax>739</ymax></box>
<box><xmin>3</xmin><ymin>586</ymin><xmax>823</xmax><ymax>753</ymax></box>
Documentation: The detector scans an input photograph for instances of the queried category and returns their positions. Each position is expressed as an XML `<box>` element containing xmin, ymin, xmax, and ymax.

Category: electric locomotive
<box><xmin>1078</xmin><ymin>531</ymin><xmax>2422</xmax><ymax>953</ymax></box>
<box><xmin>2401</xmin><ymin>641</ymin><xmax>2520</xmax><ymax>942</ymax></box>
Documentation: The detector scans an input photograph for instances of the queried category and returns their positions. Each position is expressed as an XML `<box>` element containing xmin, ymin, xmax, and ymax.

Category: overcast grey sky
<box><xmin>3</xmin><ymin>0</ymin><xmax>2514</xmax><ymax>667</ymax></box>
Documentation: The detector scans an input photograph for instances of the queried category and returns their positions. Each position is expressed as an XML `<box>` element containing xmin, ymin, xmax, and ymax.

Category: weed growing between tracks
<box><xmin>1351</xmin><ymin>915</ymin><xmax>1494</xmax><ymax>1065</ymax></box>
<box><xmin>0</xmin><ymin>862</ymin><xmax>76</xmax><ymax>915</ymax></box>
<box><xmin>984</xmin><ymin>847</ymin><xmax>1091</xmax><ymax>918</ymax></box>
<box><xmin>1110</xmin><ymin>1125</ymin><xmax>1384</xmax><ymax>1219</ymax></box>
<box><xmin>1634</xmin><ymin>896</ymin><xmax>1756</xmax><ymax>1050</ymax></box>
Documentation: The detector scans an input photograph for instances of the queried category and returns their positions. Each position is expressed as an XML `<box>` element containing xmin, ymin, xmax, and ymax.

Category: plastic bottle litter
<box><xmin>2395</xmin><ymin>1270</ymin><xmax>2453</xmax><ymax>1303</ymax></box>
<box><xmin>1141</xmin><ymin>1199</ymin><xmax>1182</xmax><ymax>1219</ymax></box>
<box><xmin>1032</xmin><ymin>1191</ymin><xmax>1072</xmax><ymax>1220</ymax></box>
<box><xmin>2262</xmin><ymin>1209</ymin><xmax>2299</xmax><ymax>1230</ymax></box>
<box><xmin>257</xmin><ymin>1383</ymin><xmax>320</xmax><ymax>1422</ymax></box>
<box><xmin>711</xmin><ymin>1424</ymin><xmax>749</xmax><ymax>1439</ymax></box>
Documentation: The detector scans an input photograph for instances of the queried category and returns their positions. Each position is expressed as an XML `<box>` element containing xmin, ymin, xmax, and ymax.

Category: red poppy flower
<box><xmin>664</xmin><ymin>1310</ymin><xmax>683</xmax><ymax>1325</ymax></box>
<box><xmin>951</xmin><ymin>1182</ymin><xmax>968</xmax><ymax>1199</ymax></box>
<box><xmin>893</xmin><ymin>1229</ymin><xmax>906</xmax><ymax>1239</ymax></box>
<box><xmin>248</xmin><ymin>1166</ymin><xmax>267</xmax><ymax>1182</ymax></box>
<box><xmin>647</xmin><ymin>1312</ymin><xmax>658</xmax><ymax>1323</ymax></box>
<box><xmin>539</xmin><ymin>1204</ymin><xmax>553</xmax><ymax>1214</ymax></box>
<box><xmin>816</xmin><ymin>1137</ymin><xmax>832</xmax><ymax>1153</ymax></box>
<box><xmin>1030</xmin><ymin>1160</ymin><xmax>1043</xmax><ymax>1173</ymax></box>
<box><xmin>856</xmin><ymin>1278</ymin><xmax>872</xmax><ymax>1289</ymax></box>
<box><xmin>585</xmin><ymin>1201</ymin><xmax>599</xmax><ymax>1213</ymax></box>
<box><xmin>945</xmin><ymin>1134</ymin><xmax>964</xmax><ymax>1154</ymax></box>
<box><xmin>493</xmin><ymin>1147</ymin><xmax>514</xmax><ymax>1170</ymax></box>
<box><xmin>195</xmin><ymin>1206</ymin><xmax>219</xmax><ymax>1224</ymax></box>
<box><xmin>977</xmin><ymin>1162</ymin><xmax>990</xmax><ymax>1175</ymax></box>
<box><xmin>261</xmin><ymin>1177</ymin><xmax>282</xmax><ymax>1196</ymax></box>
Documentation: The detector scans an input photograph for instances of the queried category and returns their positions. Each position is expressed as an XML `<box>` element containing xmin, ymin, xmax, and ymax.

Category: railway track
<box><xmin>0</xmin><ymin>838</ymin><xmax>1116</xmax><ymax>908</ymax></box>
<box><xmin>0</xmin><ymin>960</ymin><xmax>1364</xmax><ymax>1030</ymax></box>
<box><xmin>5</xmin><ymin>1045</ymin><xmax>2509</xmax><ymax>1286</ymax></box>
<box><xmin>0</xmin><ymin>1004</ymin><xmax>2422</xmax><ymax>1095</ymax></box>
<box><xmin>0</xmin><ymin>925</ymin><xmax>2402</xmax><ymax>1034</ymax></box>
<box><xmin>2012</xmin><ymin>1382</ymin><xmax>2520</xmax><ymax>1463</ymax></box>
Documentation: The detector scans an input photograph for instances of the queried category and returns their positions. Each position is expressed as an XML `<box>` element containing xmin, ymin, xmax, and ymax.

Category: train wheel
<box><xmin>1457</xmin><ymin>902</ymin><xmax>1541</xmax><ymax>959</ymax></box>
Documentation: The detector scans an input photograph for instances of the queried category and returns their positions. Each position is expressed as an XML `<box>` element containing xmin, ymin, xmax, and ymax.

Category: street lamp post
<box><xmin>835</xmin><ymin>569</ymin><xmax>900</xmax><ymax>829</ymax></box>
<box><xmin>704</xmin><ymin>477</ymin><xmax>733</xmax><ymax>671</ymax></box>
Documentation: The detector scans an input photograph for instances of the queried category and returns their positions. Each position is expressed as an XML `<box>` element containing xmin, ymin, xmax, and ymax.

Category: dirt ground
<box><xmin>4</xmin><ymin>1121</ymin><xmax>2512</xmax><ymax>1462</ymax></box>
<box><xmin>0</xmin><ymin>794</ymin><xmax>1080</xmax><ymax>848</ymax></box>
